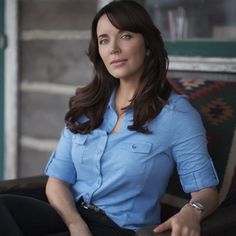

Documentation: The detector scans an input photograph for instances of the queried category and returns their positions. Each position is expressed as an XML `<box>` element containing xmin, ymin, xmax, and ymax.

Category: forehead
<box><xmin>96</xmin><ymin>14</ymin><xmax>120</xmax><ymax>36</ymax></box>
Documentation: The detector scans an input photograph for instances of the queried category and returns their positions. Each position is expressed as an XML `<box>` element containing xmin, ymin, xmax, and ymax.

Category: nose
<box><xmin>110</xmin><ymin>39</ymin><xmax>121</xmax><ymax>54</ymax></box>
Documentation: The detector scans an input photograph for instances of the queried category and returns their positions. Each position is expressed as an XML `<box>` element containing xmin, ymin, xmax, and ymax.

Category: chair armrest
<box><xmin>136</xmin><ymin>226</ymin><xmax>170</xmax><ymax>236</ymax></box>
<box><xmin>0</xmin><ymin>175</ymin><xmax>48</xmax><ymax>202</ymax></box>
<box><xmin>201</xmin><ymin>204</ymin><xmax>236</xmax><ymax>235</ymax></box>
<box><xmin>136</xmin><ymin>203</ymin><xmax>236</xmax><ymax>236</ymax></box>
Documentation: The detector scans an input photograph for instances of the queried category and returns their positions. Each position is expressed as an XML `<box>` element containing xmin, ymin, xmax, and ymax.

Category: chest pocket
<box><xmin>71</xmin><ymin>134</ymin><xmax>88</xmax><ymax>164</ymax></box>
<box><xmin>118</xmin><ymin>142</ymin><xmax>152</xmax><ymax>176</ymax></box>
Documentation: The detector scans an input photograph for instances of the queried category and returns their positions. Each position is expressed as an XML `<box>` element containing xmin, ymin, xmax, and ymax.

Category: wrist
<box><xmin>182</xmin><ymin>202</ymin><xmax>202</xmax><ymax>222</ymax></box>
<box><xmin>68</xmin><ymin>220</ymin><xmax>89</xmax><ymax>232</ymax></box>
<box><xmin>67</xmin><ymin>214</ymin><xmax>85</xmax><ymax>228</ymax></box>
<box><xmin>189</xmin><ymin>201</ymin><xmax>205</xmax><ymax>215</ymax></box>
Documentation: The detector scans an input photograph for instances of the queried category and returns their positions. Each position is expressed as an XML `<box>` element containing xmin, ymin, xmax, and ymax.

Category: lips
<box><xmin>110</xmin><ymin>59</ymin><xmax>127</xmax><ymax>66</ymax></box>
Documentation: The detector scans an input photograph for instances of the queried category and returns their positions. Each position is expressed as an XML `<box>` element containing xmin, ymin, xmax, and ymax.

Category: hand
<box><xmin>69</xmin><ymin>221</ymin><xmax>93</xmax><ymax>236</ymax></box>
<box><xmin>153</xmin><ymin>204</ymin><xmax>201</xmax><ymax>236</ymax></box>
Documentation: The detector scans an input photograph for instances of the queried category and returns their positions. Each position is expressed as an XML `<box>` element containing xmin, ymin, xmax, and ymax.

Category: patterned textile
<box><xmin>164</xmin><ymin>77</ymin><xmax>236</xmax><ymax>207</ymax></box>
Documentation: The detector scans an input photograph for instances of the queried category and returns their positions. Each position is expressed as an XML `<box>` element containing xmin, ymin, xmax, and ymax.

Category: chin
<box><xmin>108</xmin><ymin>71</ymin><xmax>129</xmax><ymax>80</ymax></box>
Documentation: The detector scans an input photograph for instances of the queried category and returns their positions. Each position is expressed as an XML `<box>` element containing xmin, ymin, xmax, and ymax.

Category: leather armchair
<box><xmin>0</xmin><ymin>175</ymin><xmax>236</xmax><ymax>236</ymax></box>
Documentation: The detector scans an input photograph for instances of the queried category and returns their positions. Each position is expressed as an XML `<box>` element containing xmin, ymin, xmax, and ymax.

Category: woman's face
<box><xmin>97</xmin><ymin>14</ymin><xmax>146</xmax><ymax>82</ymax></box>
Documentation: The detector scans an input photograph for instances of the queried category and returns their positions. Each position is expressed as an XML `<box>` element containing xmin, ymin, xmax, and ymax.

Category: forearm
<box><xmin>45</xmin><ymin>177</ymin><xmax>87</xmax><ymax>230</ymax></box>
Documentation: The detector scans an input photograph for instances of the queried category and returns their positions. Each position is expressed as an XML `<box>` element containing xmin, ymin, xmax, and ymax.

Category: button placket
<box><xmin>94</xmin><ymin>135</ymin><xmax>107</xmax><ymax>192</ymax></box>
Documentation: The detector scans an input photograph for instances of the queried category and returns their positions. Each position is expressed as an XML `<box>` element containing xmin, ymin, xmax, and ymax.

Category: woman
<box><xmin>0</xmin><ymin>1</ymin><xmax>219</xmax><ymax>236</ymax></box>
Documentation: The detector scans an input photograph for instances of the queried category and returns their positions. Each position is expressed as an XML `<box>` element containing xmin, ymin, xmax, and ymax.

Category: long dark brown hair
<box><xmin>65</xmin><ymin>0</ymin><xmax>172</xmax><ymax>134</ymax></box>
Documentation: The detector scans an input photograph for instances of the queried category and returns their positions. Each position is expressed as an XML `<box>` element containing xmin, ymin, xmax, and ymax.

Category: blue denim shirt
<box><xmin>45</xmin><ymin>91</ymin><xmax>219</xmax><ymax>230</ymax></box>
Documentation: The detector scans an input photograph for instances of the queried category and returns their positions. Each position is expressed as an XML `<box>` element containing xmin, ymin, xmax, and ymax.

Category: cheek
<box><xmin>98</xmin><ymin>48</ymin><xmax>104</xmax><ymax>60</ymax></box>
<box><xmin>98</xmin><ymin>47</ymin><xmax>108</xmax><ymax>63</ymax></box>
<box><xmin>132</xmin><ymin>47</ymin><xmax>146</xmax><ymax>65</ymax></box>
<box><xmin>129</xmin><ymin>42</ymin><xmax>146</xmax><ymax>59</ymax></box>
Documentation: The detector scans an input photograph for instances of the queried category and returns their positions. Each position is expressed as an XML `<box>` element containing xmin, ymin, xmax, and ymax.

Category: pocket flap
<box><xmin>122</xmin><ymin>142</ymin><xmax>152</xmax><ymax>153</ymax></box>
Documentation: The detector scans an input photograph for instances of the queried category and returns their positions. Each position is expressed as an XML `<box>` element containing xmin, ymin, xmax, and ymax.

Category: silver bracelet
<box><xmin>189</xmin><ymin>201</ymin><xmax>205</xmax><ymax>214</ymax></box>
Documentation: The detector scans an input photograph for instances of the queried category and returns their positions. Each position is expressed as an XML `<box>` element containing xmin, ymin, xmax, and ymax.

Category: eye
<box><xmin>121</xmin><ymin>34</ymin><xmax>132</xmax><ymax>40</ymax></box>
<box><xmin>99</xmin><ymin>38</ymin><xmax>109</xmax><ymax>45</ymax></box>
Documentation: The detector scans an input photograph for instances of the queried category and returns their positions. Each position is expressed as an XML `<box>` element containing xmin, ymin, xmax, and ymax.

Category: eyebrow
<box><xmin>97</xmin><ymin>30</ymin><xmax>127</xmax><ymax>39</ymax></box>
<box><xmin>98</xmin><ymin>34</ymin><xmax>108</xmax><ymax>39</ymax></box>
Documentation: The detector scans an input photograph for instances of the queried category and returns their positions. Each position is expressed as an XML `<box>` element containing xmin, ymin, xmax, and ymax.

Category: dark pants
<box><xmin>0</xmin><ymin>194</ymin><xmax>135</xmax><ymax>236</ymax></box>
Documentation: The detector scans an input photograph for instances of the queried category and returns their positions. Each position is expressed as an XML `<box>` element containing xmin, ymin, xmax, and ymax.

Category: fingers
<box><xmin>153</xmin><ymin>219</ymin><xmax>200</xmax><ymax>236</ymax></box>
<box><xmin>170</xmin><ymin>225</ymin><xmax>200</xmax><ymax>236</ymax></box>
<box><xmin>153</xmin><ymin>219</ymin><xmax>172</xmax><ymax>233</ymax></box>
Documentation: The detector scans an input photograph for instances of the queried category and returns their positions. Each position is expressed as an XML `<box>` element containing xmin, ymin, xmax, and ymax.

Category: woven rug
<box><xmin>162</xmin><ymin>77</ymin><xmax>236</xmax><ymax>209</ymax></box>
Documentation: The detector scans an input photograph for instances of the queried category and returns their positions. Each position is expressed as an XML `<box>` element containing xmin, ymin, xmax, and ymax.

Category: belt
<box><xmin>77</xmin><ymin>198</ymin><xmax>135</xmax><ymax>236</ymax></box>
<box><xmin>79</xmin><ymin>198</ymin><xmax>105</xmax><ymax>214</ymax></box>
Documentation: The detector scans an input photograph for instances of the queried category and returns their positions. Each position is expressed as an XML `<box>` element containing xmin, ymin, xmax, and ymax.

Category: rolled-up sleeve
<box><xmin>170</xmin><ymin>96</ymin><xmax>219</xmax><ymax>193</ymax></box>
<box><xmin>45</xmin><ymin>127</ymin><xmax>76</xmax><ymax>184</ymax></box>
<box><xmin>178</xmin><ymin>158</ymin><xmax>219</xmax><ymax>193</ymax></box>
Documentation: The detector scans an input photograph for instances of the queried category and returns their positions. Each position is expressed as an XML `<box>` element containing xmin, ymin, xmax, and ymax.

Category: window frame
<box><xmin>0</xmin><ymin>0</ymin><xmax>4</xmax><ymax>179</ymax></box>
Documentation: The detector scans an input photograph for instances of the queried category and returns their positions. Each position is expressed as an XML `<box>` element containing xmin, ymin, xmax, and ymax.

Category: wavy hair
<box><xmin>65</xmin><ymin>0</ymin><xmax>172</xmax><ymax>134</ymax></box>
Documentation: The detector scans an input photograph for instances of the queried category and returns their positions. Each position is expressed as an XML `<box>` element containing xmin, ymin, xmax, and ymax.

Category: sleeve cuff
<box><xmin>180</xmin><ymin>158</ymin><xmax>219</xmax><ymax>193</ymax></box>
<box><xmin>45</xmin><ymin>152</ymin><xmax>76</xmax><ymax>184</ymax></box>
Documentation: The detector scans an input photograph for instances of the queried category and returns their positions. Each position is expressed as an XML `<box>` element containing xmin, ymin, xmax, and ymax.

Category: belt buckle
<box><xmin>81</xmin><ymin>201</ymin><xmax>89</xmax><ymax>209</ymax></box>
<box><xmin>81</xmin><ymin>201</ymin><xmax>103</xmax><ymax>213</ymax></box>
<box><xmin>81</xmin><ymin>201</ymin><xmax>89</xmax><ymax>210</ymax></box>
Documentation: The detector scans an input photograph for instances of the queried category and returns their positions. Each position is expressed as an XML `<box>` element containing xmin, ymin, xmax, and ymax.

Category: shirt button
<box><xmin>132</xmin><ymin>144</ymin><xmax>137</xmax><ymax>149</ymax></box>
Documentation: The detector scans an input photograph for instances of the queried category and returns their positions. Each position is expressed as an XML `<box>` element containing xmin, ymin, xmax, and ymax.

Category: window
<box><xmin>145</xmin><ymin>0</ymin><xmax>236</xmax><ymax>57</ymax></box>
